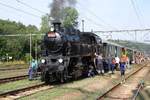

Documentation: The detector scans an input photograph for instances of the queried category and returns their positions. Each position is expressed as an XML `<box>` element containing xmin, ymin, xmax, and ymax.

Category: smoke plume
<box><xmin>50</xmin><ymin>0</ymin><xmax>77</xmax><ymax>21</ymax></box>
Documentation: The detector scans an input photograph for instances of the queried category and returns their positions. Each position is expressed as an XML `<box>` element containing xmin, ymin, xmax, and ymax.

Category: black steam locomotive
<box><xmin>39</xmin><ymin>22</ymin><xmax>102</xmax><ymax>83</ymax></box>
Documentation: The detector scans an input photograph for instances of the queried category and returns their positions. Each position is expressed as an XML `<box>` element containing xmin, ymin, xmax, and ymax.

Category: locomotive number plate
<box><xmin>48</xmin><ymin>32</ymin><xmax>56</xmax><ymax>38</ymax></box>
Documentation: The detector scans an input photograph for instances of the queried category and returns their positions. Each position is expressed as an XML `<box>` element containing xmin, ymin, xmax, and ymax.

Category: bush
<box><xmin>25</xmin><ymin>53</ymin><xmax>32</xmax><ymax>63</ymax></box>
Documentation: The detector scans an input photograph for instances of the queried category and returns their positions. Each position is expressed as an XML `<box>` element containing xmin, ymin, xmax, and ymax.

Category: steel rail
<box><xmin>132</xmin><ymin>69</ymin><xmax>150</xmax><ymax>100</ymax></box>
<box><xmin>0</xmin><ymin>75</ymin><xmax>28</xmax><ymax>84</ymax></box>
<box><xmin>0</xmin><ymin>67</ymin><xmax>27</xmax><ymax>71</ymax></box>
<box><xmin>97</xmin><ymin>63</ymin><xmax>148</xmax><ymax>100</ymax></box>
<box><xmin>0</xmin><ymin>83</ymin><xmax>46</xmax><ymax>97</ymax></box>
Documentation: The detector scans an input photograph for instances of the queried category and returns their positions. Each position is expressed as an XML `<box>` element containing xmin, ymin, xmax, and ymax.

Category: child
<box><xmin>111</xmin><ymin>58</ymin><xmax>116</xmax><ymax>74</ymax></box>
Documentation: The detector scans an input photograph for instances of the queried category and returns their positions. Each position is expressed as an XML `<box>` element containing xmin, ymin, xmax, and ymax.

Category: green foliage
<box><xmin>40</xmin><ymin>14</ymin><xmax>50</xmax><ymax>33</ymax></box>
<box><xmin>62</xmin><ymin>7</ymin><xmax>78</xmax><ymax>28</ymax></box>
<box><xmin>0</xmin><ymin>19</ymin><xmax>40</xmax><ymax>62</ymax></box>
<box><xmin>0</xmin><ymin>19</ymin><xmax>26</xmax><ymax>35</ymax></box>
<box><xmin>24</xmin><ymin>53</ymin><xmax>32</xmax><ymax>63</ymax></box>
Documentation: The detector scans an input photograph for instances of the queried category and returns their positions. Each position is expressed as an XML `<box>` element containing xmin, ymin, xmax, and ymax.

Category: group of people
<box><xmin>94</xmin><ymin>53</ymin><xmax>129</xmax><ymax>84</ymax></box>
<box><xmin>134</xmin><ymin>52</ymin><xmax>145</xmax><ymax>64</ymax></box>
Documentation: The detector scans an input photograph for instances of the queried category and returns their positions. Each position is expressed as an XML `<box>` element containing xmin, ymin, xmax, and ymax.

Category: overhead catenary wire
<box><xmin>77</xmin><ymin>2</ymin><xmax>118</xmax><ymax>30</ymax></box>
<box><xmin>129</xmin><ymin>0</ymin><xmax>145</xmax><ymax>52</ymax></box>
<box><xmin>143</xmin><ymin>31</ymin><xmax>150</xmax><ymax>42</ymax></box>
<box><xmin>94</xmin><ymin>28</ymin><xmax>150</xmax><ymax>33</ymax></box>
<box><xmin>78</xmin><ymin>8</ymin><xmax>116</xmax><ymax>31</ymax></box>
<box><xmin>132</xmin><ymin>0</ymin><xmax>149</xmax><ymax>42</ymax></box>
<box><xmin>130</xmin><ymin>0</ymin><xmax>144</xmax><ymax>27</ymax></box>
<box><xmin>131</xmin><ymin>0</ymin><xmax>148</xmax><ymax>41</ymax></box>
<box><xmin>16</xmin><ymin>0</ymin><xmax>47</xmax><ymax>14</ymax></box>
<box><xmin>78</xmin><ymin>16</ymin><xmax>108</xmax><ymax>30</ymax></box>
<box><xmin>132</xmin><ymin>0</ymin><xmax>146</xmax><ymax>27</ymax></box>
<box><xmin>0</xmin><ymin>1</ymin><xmax>41</xmax><ymax>18</ymax></box>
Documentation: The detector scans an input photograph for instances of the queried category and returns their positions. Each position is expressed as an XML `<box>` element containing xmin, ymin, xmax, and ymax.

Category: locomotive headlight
<box><xmin>41</xmin><ymin>59</ymin><xmax>46</xmax><ymax>63</ymax></box>
<box><xmin>58</xmin><ymin>58</ymin><xmax>63</xmax><ymax>63</ymax></box>
<box><xmin>50</xmin><ymin>27</ymin><xmax>54</xmax><ymax>31</ymax></box>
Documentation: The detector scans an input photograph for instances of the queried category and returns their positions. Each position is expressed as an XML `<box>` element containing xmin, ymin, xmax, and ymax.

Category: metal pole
<box><xmin>135</xmin><ymin>31</ymin><xmax>137</xmax><ymax>42</ymax></box>
<box><xmin>35</xmin><ymin>39</ymin><xmax>38</xmax><ymax>61</ymax></box>
<box><xmin>82</xmin><ymin>20</ymin><xmax>84</xmax><ymax>32</ymax></box>
<box><xmin>30</xmin><ymin>33</ymin><xmax>32</xmax><ymax>66</ymax></box>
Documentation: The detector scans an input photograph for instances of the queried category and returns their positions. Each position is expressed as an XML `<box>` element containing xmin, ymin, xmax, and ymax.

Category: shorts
<box><xmin>121</xmin><ymin>70</ymin><xmax>125</xmax><ymax>76</ymax></box>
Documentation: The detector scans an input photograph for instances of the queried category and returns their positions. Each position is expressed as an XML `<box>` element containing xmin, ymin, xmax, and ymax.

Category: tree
<box><xmin>62</xmin><ymin>7</ymin><xmax>78</xmax><ymax>28</ymax></box>
<box><xmin>40</xmin><ymin>14</ymin><xmax>50</xmax><ymax>33</ymax></box>
<box><xmin>0</xmin><ymin>19</ymin><xmax>40</xmax><ymax>61</ymax></box>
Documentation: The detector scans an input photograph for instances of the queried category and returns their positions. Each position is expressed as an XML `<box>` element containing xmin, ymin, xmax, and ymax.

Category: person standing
<box><xmin>120</xmin><ymin>56</ymin><xmax>126</xmax><ymax>84</ymax></box>
<box><xmin>95</xmin><ymin>53</ymin><xmax>104</xmax><ymax>75</ymax></box>
<box><xmin>33</xmin><ymin>59</ymin><xmax>38</xmax><ymax>78</ymax></box>
<box><xmin>111</xmin><ymin>58</ymin><xmax>116</xmax><ymax>74</ymax></box>
<box><xmin>28</xmin><ymin>64</ymin><xmax>32</xmax><ymax>81</ymax></box>
<box><xmin>28</xmin><ymin>59</ymin><xmax>36</xmax><ymax>80</ymax></box>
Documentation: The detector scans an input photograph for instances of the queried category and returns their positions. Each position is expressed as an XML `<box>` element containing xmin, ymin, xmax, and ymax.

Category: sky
<box><xmin>0</xmin><ymin>0</ymin><xmax>150</xmax><ymax>42</ymax></box>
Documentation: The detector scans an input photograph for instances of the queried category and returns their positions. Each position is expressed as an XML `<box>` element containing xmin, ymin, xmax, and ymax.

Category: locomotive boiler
<box><xmin>39</xmin><ymin>22</ymin><xmax>102</xmax><ymax>83</ymax></box>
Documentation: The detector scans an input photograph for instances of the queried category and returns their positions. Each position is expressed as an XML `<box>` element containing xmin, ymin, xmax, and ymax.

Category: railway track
<box><xmin>97</xmin><ymin>63</ymin><xmax>149</xmax><ymax>100</ymax></box>
<box><xmin>0</xmin><ymin>83</ymin><xmax>54</xmax><ymax>99</ymax></box>
<box><xmin>0</xmin><ymin>75</ymin><xmax>28</xmax><ymax>84</ymax></box>
<box><xmin>0</xmin><ymin>67</ymin><xmax>27</xmax><ymax>71</ymax></box>
<box><xmin>0</xmin><ymin>72</ymin><xmax>41</xmax><ymax>84</ymax></box>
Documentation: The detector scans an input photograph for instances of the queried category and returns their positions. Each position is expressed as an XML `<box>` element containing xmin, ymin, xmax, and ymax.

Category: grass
<box><xmin>0</xmin><ymin>63</ymin><xmax>28</xmax><ymax>69</ymax></box>
<box><xmin>18</xmin><ymin>64</ymin><xmax>141</xmax><ymax>100</ymax></box>
<box><xmin>0</xmin><ymin>69</ymin><xmax>28</xmax><ymax>79</ymax></box>
<box><xmin>0</xmin><ymin>63</ymin><xmax>29</xmax><ymax>79</ymax></box>
<box><xmin>19</xmin><ymin>87</ymin><xmax>82</xmax><ymax>100</ymax></box>
<box><xmin>0</xmin><ymin>61</ymin><xmax>26</xmax><ymax>66</ymax></box>
<box><xmin>0</xmin><ymin>64</ymin><xmax>141</xmax><ymax>100</ymax></box>
<box><xmin>18</xmin><ymin>77</ymin><xmax>120</xmax><ymax>100</ymax></box>
<box><xmin>18</xmin><ymin>75</ymin><xmax>122</xmax><ymax>100</ymax></box>
<box><xmin>0</xmin><ymin>79</ymin><xmax>42</xmax><ymax>94</ymax></box>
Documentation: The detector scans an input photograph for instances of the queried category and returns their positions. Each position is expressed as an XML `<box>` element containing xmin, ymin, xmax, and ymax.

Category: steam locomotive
<box><xmin>39</xmin><ymin>22</ymin><xmax>141</xmax><ymax>83</ymax></box>
<box><xmin>39</xmin><ymin>22</ymin><xmax>102</xmax><ymax>83</ymax></box>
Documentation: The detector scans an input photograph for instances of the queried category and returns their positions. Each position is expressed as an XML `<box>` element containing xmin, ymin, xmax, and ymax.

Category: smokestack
<box><xmin>52</xmin><ymin>21</ymin><xmax>61</xmax><ymax>32</ymax></box>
